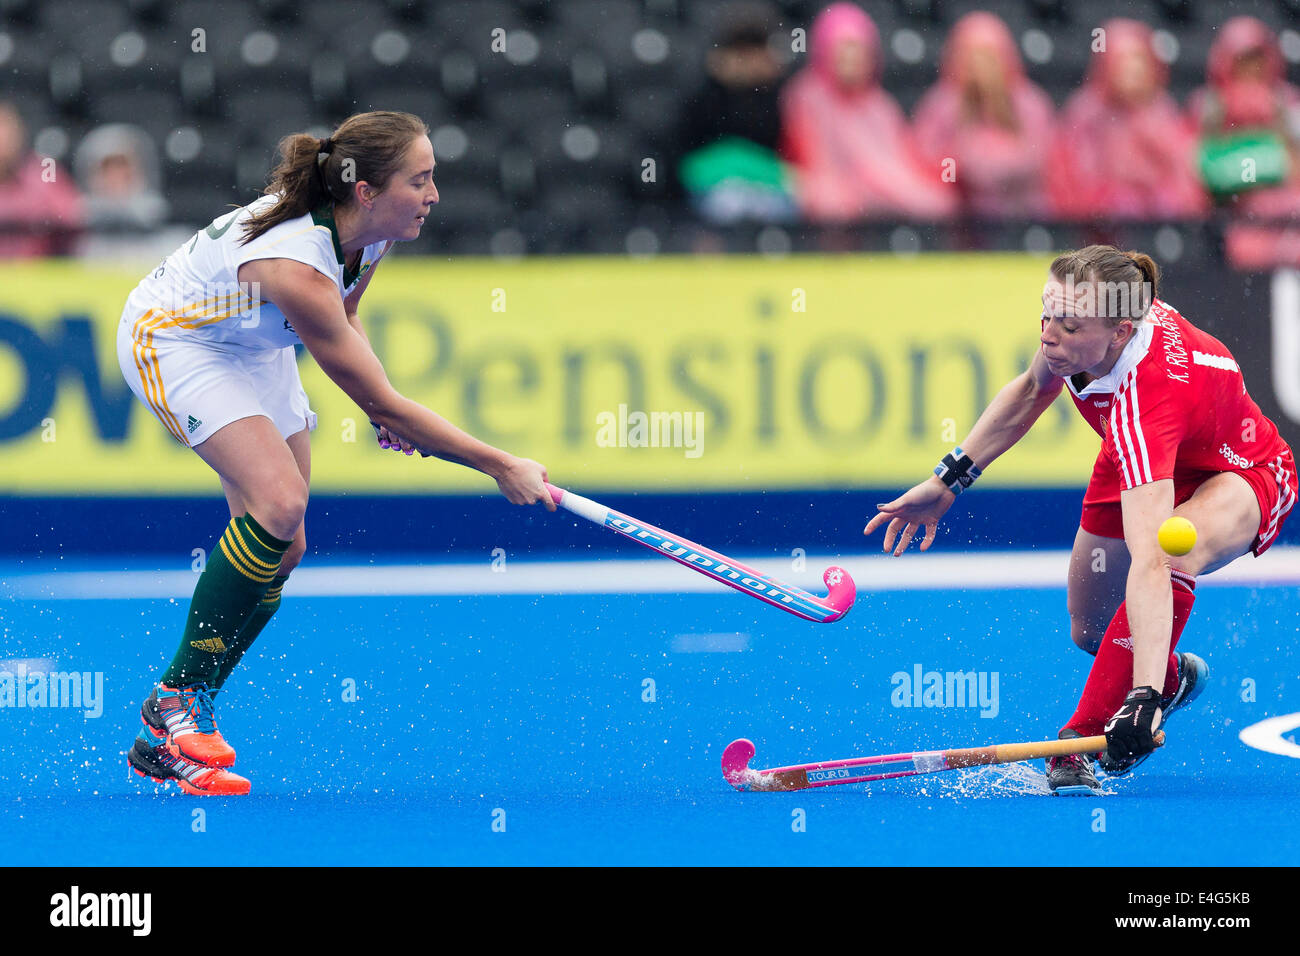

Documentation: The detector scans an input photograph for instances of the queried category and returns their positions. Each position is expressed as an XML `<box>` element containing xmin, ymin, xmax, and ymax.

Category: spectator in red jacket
<box><xmin>1189</xmin><ymin>16</ymin><xmax>1300</xmax><ymax>268</ymax></box>
<box><xmin>1048</xmin><ymin>19</ymin><xmax>1206</xmax><ymax>221</ymax></box>
<box><xmin>780</xmin><ymin>2</ymin><xmax>955</xmax><ymax>222</ymax></box>
<box><xmin>912</xmin><ymin>11</ymin><xmax>1055</xmax><ymax>218</ymax></box>
<box><xmin>0</xmin><ymin>102</ymin><xmax>84</xmax><ymax>257</ymax></box>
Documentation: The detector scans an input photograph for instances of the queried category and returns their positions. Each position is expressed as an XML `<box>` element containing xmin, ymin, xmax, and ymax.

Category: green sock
<box><xmin>160</xmin><ymin>514</ymin><xmax>291</xmax><ymax>687</ymax></box>
<box><xmin>211</xmin><ymin>574</ymin><xmax>287</xmax><ymax>695</ymax></box>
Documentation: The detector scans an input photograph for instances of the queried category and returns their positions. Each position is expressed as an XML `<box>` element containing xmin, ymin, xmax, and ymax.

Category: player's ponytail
<box><xmin>1123</xmin><ymin>250</ymin><xmax>1159</xmax><ymax>305</ymax></box>
<box><xmin>1049</xmin><ymin>244</ymin><xmax>1159</xmax><ymax>324</ymax></box>
<box><xmin>241</xmin><ymin>110</ymin><xmax>429</xmax><ymax>245</ymax></box>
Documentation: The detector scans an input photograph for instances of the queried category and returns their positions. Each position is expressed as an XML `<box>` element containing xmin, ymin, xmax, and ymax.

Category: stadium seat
<box><xmin>542</xmin><ymin>180</ymin><xmax>631</xmax><ymax>230</ymax></box>
<box><xmin>613</xmin><ymin>84</ymin><xmax>681</xmax><ymax>148</ymax></box>
<box><xmin>169</xmin><ymin>0</ymin><xmax>260</xmax><ymax>69</ymax></box>
<box><xmin>476</xmin><ymin>25</ymin><xmax>573</xmax><ymax>93</ymax></box>
<box><xmin>481</xmin><ymin>85</ymin><xmax>578</xmax><ymax>133</ymax></box>
<box><xmin>431</xmin><ymin>0</ymin><xmax>524</xmax><ymax>46</ymax></box>
<box><xmin>74</xmin><ymin>25</ymin><xmax>174</xmax><ymax>93</ymax></box>
<box><xmin>0</xmin><ymin>22</ymin><xmax>53</xmax><ymax>100</ymax></box>
<box><xmin>89</xmin><ymin>89</ymin><xmax>185</xmax><ymax>145</ymax></box>
<box><xmin>299</xmin><ymin>0</ymin><xmax>396</xmax><ymax>46</ymax></box>
<box><xmin>381</xmin><ymin>0</ymin><xmax>428</xmax><ymax>24</ymax></box>
<box><xmin>226</xmin><ymin>90</ymin><xmax>322</xmax><ymax>149</ymax></box>
<box><xmin>0</xmin><ymin>0</ymin><xmax>39</xmax><ymax>26</ymax></box>
<box><xmin>1084</xmin><ymin>0</ymin><xmax>1162</xmax><ymax>29</ymax></box>
<box><xmin>125</xmin><ymin>0</ymin><xmax>171</xmax><ymax>27</ymax></box>
<box><xmin>567</xmin><ymin>47</ymin><xmax>615</xmax><ymax>115</ymax></box>
<box><xmin>352</xmin><ymin>85</ymin><xmax>450</xmax><ymax>127</ymax></box>
<box><xmin>432</xmin><ymin>118</ymin><xmax>510</xmax><ymax>188</ymax></box>
<box><xmin>553</xmin><ymin>0</ymin><xmax>643</xmax><ymax>39</ymax></box>
<box><xmin>161</xmin><ymin>122</ymin><xmax>238</xmax><ymax>192</ymax></box>
<box><xmin>38</xmin><ymin>0</ymin><xmax>133</xmax><ymax>56</ymax></box>
<box><xmin>428</xmin><ymin>179</ymin><xmax>515</xmax><ymax>233</ymax></box>
<box><xmin>355</xmin><ymin>33</ymin><xmax>451</xmax><ymax>103</ymax></box>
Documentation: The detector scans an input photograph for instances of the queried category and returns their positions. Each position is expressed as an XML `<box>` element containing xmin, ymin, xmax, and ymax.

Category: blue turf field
<box><xmin>1</xmin><ymin>559</ymin><xmax>1298</xmax><ymax>866</ymax></box>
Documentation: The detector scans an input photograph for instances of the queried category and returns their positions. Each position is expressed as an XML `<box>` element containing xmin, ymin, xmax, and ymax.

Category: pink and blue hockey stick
<box><xmin>721</xmin><ymin>733</ymin><xmax>1162</xmax><ymax>792</ymax></box>
<box><xmin>545</xmin><ymin>483</ymin><xmax>855</xmax><ymax>624</ymax></box>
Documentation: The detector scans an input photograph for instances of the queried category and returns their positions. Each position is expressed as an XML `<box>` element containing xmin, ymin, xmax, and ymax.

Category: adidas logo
<box><xmin>189</xmin><ymin>637</ymin><xmax>227</xmax><ymax>653</ymax></box>
<box><xmin>187</xmin><ymin>415</ymin><xmax>202</xmax><ymax>434</ymax></box>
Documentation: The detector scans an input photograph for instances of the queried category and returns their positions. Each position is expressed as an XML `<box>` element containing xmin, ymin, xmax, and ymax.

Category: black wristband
<box><xmin>934</xmin><ymin>446</ymin><xmax>982</xmax><ymax>495</ymax></box>
<box><xmin>1126</xmin><ymin>687</ymin><xmax>1163</xmax><ymax>703</ymax></box>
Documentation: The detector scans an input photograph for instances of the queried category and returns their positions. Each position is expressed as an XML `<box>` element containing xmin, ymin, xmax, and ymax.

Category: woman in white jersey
<box><xmin>118</xmin><ymin>111</ymin><xmax>554</xmax><ymax>795</ymax></box>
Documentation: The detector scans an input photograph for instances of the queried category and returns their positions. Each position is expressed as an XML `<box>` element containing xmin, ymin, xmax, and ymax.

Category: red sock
<box><xmin>1064</xmin><ymin>570</ymin><xmax>1196</xmax><ymax>736</ymax></box>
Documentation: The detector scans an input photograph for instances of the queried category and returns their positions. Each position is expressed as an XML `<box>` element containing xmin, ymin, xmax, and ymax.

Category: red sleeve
<box><xmin>1105</xmin><ymin>366</ymin><xmax>1184</xmax><ymax>490</ymax></box>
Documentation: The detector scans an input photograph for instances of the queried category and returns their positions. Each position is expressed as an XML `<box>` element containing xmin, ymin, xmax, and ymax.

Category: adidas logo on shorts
<box><xmin>189</xmin><ymin>637</ymin><xmax>227</xmax><ymax>653</ymax></box>
<box><xmin>187</xmin><ymin>415</ymin><xmax>202</xmax><ymax>433</ymax></box>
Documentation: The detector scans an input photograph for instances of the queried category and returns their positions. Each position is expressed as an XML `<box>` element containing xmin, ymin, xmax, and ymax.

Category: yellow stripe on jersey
<box><xmin>139</xmin><ymin>302</ymin><xmax>248</xmax><ymax>334</ymax></box>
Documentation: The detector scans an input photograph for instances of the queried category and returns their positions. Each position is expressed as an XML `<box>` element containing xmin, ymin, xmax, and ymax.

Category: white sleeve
<box><xmin>233</xmin><ymin>221</ymin><xmax>338</xmax><ymax>283</ymax></box>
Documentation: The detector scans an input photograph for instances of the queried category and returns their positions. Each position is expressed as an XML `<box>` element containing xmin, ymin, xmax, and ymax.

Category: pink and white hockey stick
<box><xmin>721</xmin><ymin>733</ymin><xmax>1162</xmax><ymax>792</ymax></box>
<box><xmin>545</xmin><ymin>483</ymin><xmax>855</xmax><ymax>624</ymax></box>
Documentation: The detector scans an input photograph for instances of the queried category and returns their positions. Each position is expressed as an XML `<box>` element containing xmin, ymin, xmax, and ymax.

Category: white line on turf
<box><xmin>2</xmin><ymin>547</ymin><xmax>1298</xmax><ymax>599</ymax></box>
<box><xmin>1238</xmin><ymin>713</ymin><xmax>1300</xmax><ymax>759</ymax></box>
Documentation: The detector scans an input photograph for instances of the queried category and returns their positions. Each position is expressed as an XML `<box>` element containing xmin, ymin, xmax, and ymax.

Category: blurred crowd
<box><xmin>2</xmin><ymin>2</ymin><xmax>1299</xmax><ymax>267</ymax></box>
<box><xmin>671</xmin><ymin>3</ymin><xmax>1300</xmax><ymax>267</ymax></box>
<box><xmin>0</xmin><ymin>101</ymin><xmax>190</xmax><ymax>262</ymax></box>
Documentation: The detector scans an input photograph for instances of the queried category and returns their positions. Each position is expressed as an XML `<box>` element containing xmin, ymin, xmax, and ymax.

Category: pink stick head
<box><xmin>821</xmin><ymin>566</ymin><xmax>857</xmax><ymax>619</ymax></box>
<box><xmin>543</xmin><ymin>482</ymin><xmax>565</xmax><ymax>506</ymax></box>
<box><xmin>722</xmin><ymin>738</ymin><xmax>757</xmax><ymax>790</ymax></box>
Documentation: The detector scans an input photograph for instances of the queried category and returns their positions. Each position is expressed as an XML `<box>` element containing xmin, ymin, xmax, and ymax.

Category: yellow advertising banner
<box><xmin>0</xmin><ymin>254</ymin><xmax>1101</xmax><ymax>493</ymax></box>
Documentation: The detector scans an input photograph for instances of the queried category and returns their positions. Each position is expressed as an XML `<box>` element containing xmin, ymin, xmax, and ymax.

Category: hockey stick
<box><xmin>721</xmin><ymin>732</ymin><xmax>1165</xmax><ymax>792</ymax></box>
<box><xmin>545</xmin><ymin>483</ymin><xmax>856</xmax><ymax>624</ymax></box>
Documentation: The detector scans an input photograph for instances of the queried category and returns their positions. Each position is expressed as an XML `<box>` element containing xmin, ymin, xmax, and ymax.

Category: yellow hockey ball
<box><xmin>1158</xmin><ymin>517</ymin><xmax>1197</xmax><ymax>556</ymax></box>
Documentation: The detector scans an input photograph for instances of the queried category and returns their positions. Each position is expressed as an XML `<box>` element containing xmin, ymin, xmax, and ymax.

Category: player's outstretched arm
<box><xmin>244</xmin><ymin>258</ymin><xmax>556</xmax><ymax>511</ymax></box>
<box><xmin>1103</xmin><ymin>479</ymin><xmax>1176</xmax><ymax>766</ymax></box>
<box><xmin>336</xmin><ymin>243</ymin><xmax>413</xmax><ymax>455</ymax></box>
<box><xmin>865</xmin><ymin>350</ymin><xmax>1064</xmax><ymax>555</ymax></box>
<box><xmin>1118</xmin><ymin>479</ymin><xmax>1176</xmax><ymax>697</ymax></box>
<box><xmin>957</xmin><ymin>347</ymin><xmax>1064</xmax><ymax>469</ymax></box>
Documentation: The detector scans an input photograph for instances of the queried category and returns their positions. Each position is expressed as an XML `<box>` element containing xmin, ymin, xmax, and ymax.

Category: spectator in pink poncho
<box><xmin>1189</xmin><ymin>17</ymin><xmax>1300</xmax><ymax>268</ymax></box>
<box><xmin>912</xmin><ymin>11</ymin><xmax>1054</xmax><ymax>218</ymax></box>
<box><xmin>780</xmin><ymin>2</ymin><xmax>955</xmax><ymax>221</ymax></box>
<box><xmin>1048</xmin><ymin>19</ymin><xmax>1206</xmax><ymax>221</ymax></box>
<box><xmin>0</xmin><ymin>102</ymin><xmax>84</xmax><ymax>257</ymax></box>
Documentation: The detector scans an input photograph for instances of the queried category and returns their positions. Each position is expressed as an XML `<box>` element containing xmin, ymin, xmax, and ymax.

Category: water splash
<box><xmin>901</xmin><ymin>761</ymin><xmax>1114</xmax><ymax>799</ymax></box>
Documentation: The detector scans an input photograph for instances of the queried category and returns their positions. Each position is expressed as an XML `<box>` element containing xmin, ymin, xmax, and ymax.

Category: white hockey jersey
<box><xmin>123</xmin><ymin>193</ymin><xmax>390</xmax><ymax>352</ymax></box>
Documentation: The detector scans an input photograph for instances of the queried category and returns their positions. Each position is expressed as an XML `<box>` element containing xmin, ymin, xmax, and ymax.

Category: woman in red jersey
<box><xmin>865</xmin><ymin>245</ymin><xmax>1296</xmax><ymax>792</ymax></box>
